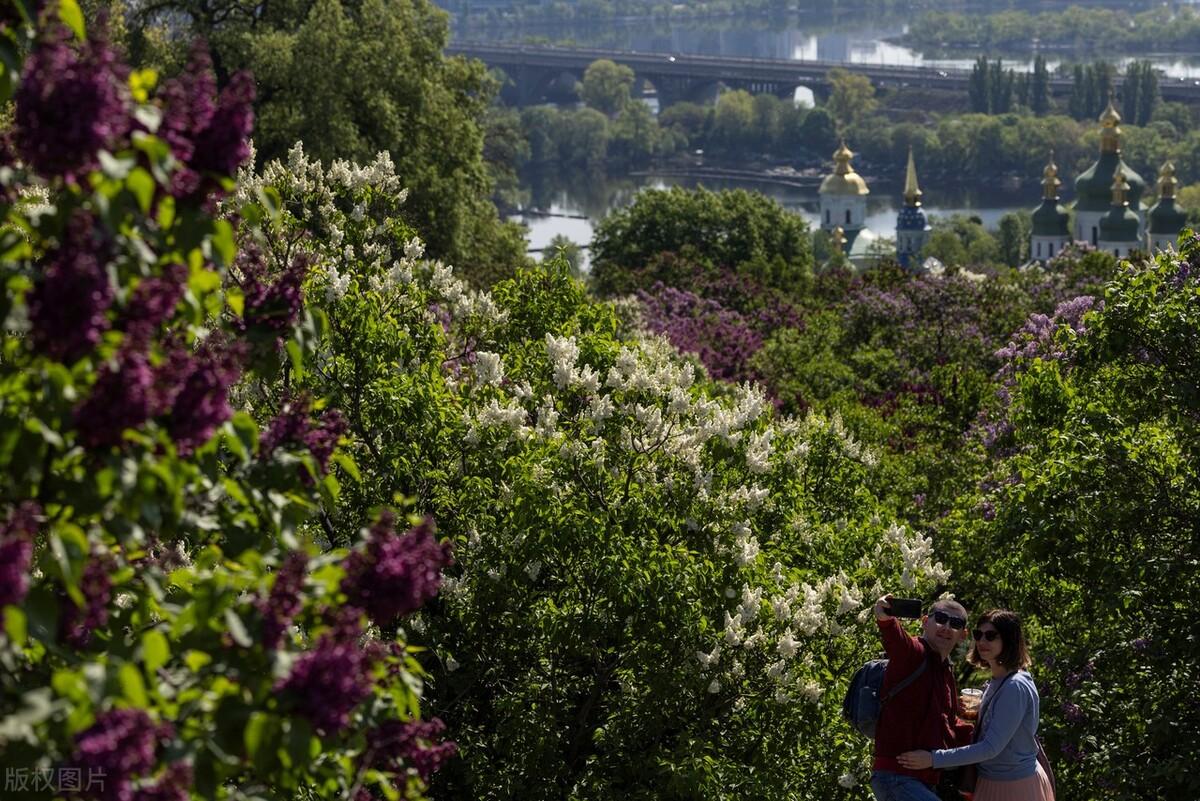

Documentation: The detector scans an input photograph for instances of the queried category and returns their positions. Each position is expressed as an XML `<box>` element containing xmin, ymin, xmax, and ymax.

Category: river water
<box><xmin>456</xmin><ymin>2</ymin><xmax>1186</xmax><ymax>263</ymax></box>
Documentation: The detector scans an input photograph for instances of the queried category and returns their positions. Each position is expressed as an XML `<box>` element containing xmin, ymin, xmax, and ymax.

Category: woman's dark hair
<box><xmin>968</xmin><ymin>609</ymin><xmax>1031</xmax><ymax>670</ymax></box>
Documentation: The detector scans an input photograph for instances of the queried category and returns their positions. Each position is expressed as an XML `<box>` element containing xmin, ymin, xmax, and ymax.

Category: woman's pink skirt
<box><xmin>973</xmin><ymin>764</ymin><xmax>1055</xmax><ymax>801</ymax></box>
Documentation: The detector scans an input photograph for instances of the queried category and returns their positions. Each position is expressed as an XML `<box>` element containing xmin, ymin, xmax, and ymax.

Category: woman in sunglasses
<box><xmin>896</xmin><ymin>610</ymin><xmax>1054</xmax><ymax>801</ymax></box>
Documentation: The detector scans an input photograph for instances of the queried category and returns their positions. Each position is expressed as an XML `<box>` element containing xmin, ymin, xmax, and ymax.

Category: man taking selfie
<box><xmin>870</xmin><ymin>594</ymin><xmax>975</xmax><ymax>801</ymax></box>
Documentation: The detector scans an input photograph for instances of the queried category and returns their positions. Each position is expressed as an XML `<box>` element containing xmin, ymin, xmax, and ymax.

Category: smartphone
<box><xmin>887</xmin><ymin>598</ymin><xmax>924</xmax><ymax>618</ymax></box>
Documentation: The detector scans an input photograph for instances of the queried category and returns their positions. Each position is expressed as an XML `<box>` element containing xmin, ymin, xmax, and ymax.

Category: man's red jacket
<box><xmin>872</xmin><ymin>617</ymin><xmax>975</xmax><ymax>786</ymax></box>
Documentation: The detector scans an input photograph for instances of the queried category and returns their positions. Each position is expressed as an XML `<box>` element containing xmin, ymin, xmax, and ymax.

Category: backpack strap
<box><xmin>881</xmin><ymin>654</ymin><xmax>928</xmax><ymax>705</ymax></box>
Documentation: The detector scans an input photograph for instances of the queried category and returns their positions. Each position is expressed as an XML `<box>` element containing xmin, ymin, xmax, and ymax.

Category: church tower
<box><xmin>819</xmin><ymin>141</ymin><xmax>869</xmax><ymax>233</ymax></box>
<box><xmin>895</xmin><ymin>147</ymin><xmax>931</xmax><ymax>270</ymax></box>
<box><xmin>1146</xmin><ymin>161</ymin><xmax>1188</xmax><ymax>253</ymax></box>
<box><xmin>1030</xmin><ymin>153</ymin><xmax>1071</xmax><ymax>263</ymax></box>
<box><xmin>1097</xmin><ymin>173</ymin><xmax>1142</xmax><ymax>259</ymax></box>
<box><xmin>1074</xmin><ymin>98</ymin><xmax>1146</xmax><ymax>246</ymax></box>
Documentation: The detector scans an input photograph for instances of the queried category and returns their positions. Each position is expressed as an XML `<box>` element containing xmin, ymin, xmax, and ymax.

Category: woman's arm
<box><xmin>930</xmin><ymin>682</ymin><xmax>1030</xmax><ymax>769</ymax></box>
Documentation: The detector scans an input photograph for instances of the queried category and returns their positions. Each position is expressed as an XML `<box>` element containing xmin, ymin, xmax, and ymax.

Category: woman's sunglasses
<box><xmin>972</xmin><ymin>629</ymin><xmax>1001</xmax><ymax>642</ymax></box>
<box><xmin>931</xmin><ymin>610</ymin><xmax>967</xmax><ymax>630</ymax></box>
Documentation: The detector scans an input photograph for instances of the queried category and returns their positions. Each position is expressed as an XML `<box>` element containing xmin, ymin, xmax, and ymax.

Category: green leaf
<box><xmin>209</xmin><ymin>220</ymin><xmax>236</xmax><ymax>267</ymax></box>
<box><xmin>286</xmin><ymin>340</ymin><xmax>305</xmax><ymax>382</ymax></box>
<box><xmin>142</xmin><ymin>629</ymin><xmax>169</xmax><ymax>675</ymax></box>
<box><xmin>333</xmin><ymin>453</ymin><xmax>361</xmax><ymax>483</ymax></box>
<box><xmin>184</xmin><ymin>650</ymin><xmax>212</xmax><ymax>673</ymax></box>
<box><xmin>58</xmin><ymin>0</ymin><xmax>86</xmax><ymax>40</ymax></box>
<box><xmin>127</xmin><ymin>167</ymin><xmax>156</xmax><ymax>214</ymax></box>
<box><xmin>244</xmin><ymin>711</ymin><xmax>275</xmax><ymax>759</ymax></box>
<box><xmin>118</xmin><ymin>662</ymin><xmax>149</xmax><ymax>707</ymax></box>
<box><xmin>223</xmin><ymin>607</ymin><xmax>253</xmax><ymax>648</ymax></box>
<box><xmin>4</xmin><ymin>607</ymin><xmax>27</xmax><ymax>646</ymax></box>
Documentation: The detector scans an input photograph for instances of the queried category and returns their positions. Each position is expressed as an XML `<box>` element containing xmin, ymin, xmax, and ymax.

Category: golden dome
<box><xmin>819</xmin><ymin>140</ymin><xmax>870</xmax><ymax>196</ymax></box>
<box><xmin>1158</xmin><ymin>161</ymin><xmax>1178</xmax><ymax>199</ymax></box>
<box><xmin>1042</xmin><ymin>152</ymin><xmax>1061</xmax><ymax>200</ymax></box>
<box><xmin>903</xmin><ymin>146</ymin><xmax>923</xmax><ymax>206</ymax></box>
<box><xmin>1100</xmin><ymin>97</ymin><xmax>1122</xmax><ymax>154</ymax></box>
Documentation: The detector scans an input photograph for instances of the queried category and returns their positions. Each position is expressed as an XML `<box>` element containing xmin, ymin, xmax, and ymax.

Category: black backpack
<box><xmin>842</xmin><ymin>656</ymin><xmax>928</xmax><ymax>738</ymax></box>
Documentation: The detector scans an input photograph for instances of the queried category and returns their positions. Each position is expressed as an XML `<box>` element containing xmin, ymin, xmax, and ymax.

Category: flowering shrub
<box><xmin>0</xmin><ymin>8</ymin><xmax>450</xmax><ymax>800</ymax></box>
<box><xmin>231</xmin><ymin>145</ymin><xmax>956</xmax><ymax>799</ymax></box>
<box><xmin>939</xmin><ymin>239</ymin><xmax>1200</xmax><ymax>800</ymax></box>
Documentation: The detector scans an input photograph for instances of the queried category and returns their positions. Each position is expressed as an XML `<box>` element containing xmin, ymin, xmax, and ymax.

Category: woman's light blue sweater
<box><xmin>930</xmin><ymin>670</ymin><xmax>1040</xmax><ymax>781</ymax></box>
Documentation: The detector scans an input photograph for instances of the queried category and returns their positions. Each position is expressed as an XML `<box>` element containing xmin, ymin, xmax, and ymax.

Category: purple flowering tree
<box><xmin>0</xmin><ymin>8</ymin><xmax>453</xmax><ymax>801</ymax></box>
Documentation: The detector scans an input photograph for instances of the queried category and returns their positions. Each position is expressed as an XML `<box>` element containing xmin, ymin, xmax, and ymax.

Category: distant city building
<box><xmin>1073</xmin><ymin>99</ymin><xmax>1146</xmax><ymax>247</ymax></box>
<box><xmin>1097</xmin><ymin>173</ymin><xmax>1142</xmax><ymax>259</ymax></box>
<box><xmin>895</xmin><ymin>147</ymin><xmax>931</xmax><ymax>270</ymax></box>
<box><xmin>1146</xmin><ymin>161</ymin><xmax>1187</xmax><ymax>253</ymax></box>
<box><xmin>1030</xmin><ymin>154</ymin><xmax>1071</xmax><ymax>263</ymax></box>
<box><xmin>818</xmin><ymin>141</ymin><xmax>878</xmax><ymax>268</ymax></box>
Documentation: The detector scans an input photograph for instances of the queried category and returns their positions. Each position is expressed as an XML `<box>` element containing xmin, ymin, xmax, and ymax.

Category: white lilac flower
<box><xmin>524</xmin><ymin>561</ymin><xmax>542</xmax><ymax>580</ymax></box>
<box><xmin>474</xmin><ymin>351</ymin><xmax>503</xmax><ymax>387</ymax></box>
<box><xmin>799</xmin><ymin>680</ymin><xmax>823</xmax><ymax>702</ymax></box>
<box><xmin>734</xmin><ymin>534</ymin><xmax>760</xmax><ymax>566</ymax></box>
<box><xmin>535</xmin><ymin>400</ymin><xmax>559</xmax><ymax>437</ymax></box>
<box><xmin>745</xmin><ymin>431</ymin><xmax>773</xmax><ymax>474</ymax></box>
<box><xmin>405</xmin><ymin>237</ymin><xmax>425</xmax><ymax>260</ymax></box>
<box><xmin>707</xmin><ymin>679</ymin><xmax>721</xmax><ymax>694</ymax></box>
<box><xmin>545</xmin><ymin>333</ymin><xmax>579</xmax><ymax>389</ymax></box>
<box><xmin>325</xmin><ymin>265</ymin><xmax>351</xmax><ymax>302</ymax></box>
<box><xmin>838</xmin><ymin>773</ymin><xmax>857</xmax><ymax>789</ymax></box>
<box><xmin>837</xmin><ymin>585</ymin><xmax>862</xmax><ymax>616</ymax></box>
<box><xmin>575</xmin><ymin>365</ymin><xmax>601</xmax><ymax>394</ymax></box>
<box><xmin>445</xmin><ymin>656</ymin><xmax>460</xmax><ymax>672</ymax></box>
<box><xmin>767</xmin><ymin>659</ymin><xmax>786</xmax><ymax>680</ymax></box>
<box><xmin>776</xmin><ymin>628</ymin><xmax>799</xmax><ymax>659</ymax></box>
<box><xmin>774</xmin><ymin>689</ymin><xmax>792</xmax><ymax>704</ymax></box>
<box><xmin>696</xmin><ymin>645</ymin><xmax>721</xmax><ymax>669</ymax></box>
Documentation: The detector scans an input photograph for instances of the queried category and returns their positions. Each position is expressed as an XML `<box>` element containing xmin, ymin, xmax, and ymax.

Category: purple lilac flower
<box><xmin>0</xmin><ymin>502</ymin><xmax>40</xmax><ymax>607</ymax></box>
<box><xmin>1132</xmin><ymin>637</ymin><xmax>1151</xmax><ymax>652</ymax></box>
<box><xmin>27</xmin><ymin>210</ymin><xmax>114</xmax><ymax>363</ymax></box>
<box><xmin>165</xmin><ymin>338</ymin><xmax>244</xmax><ymax>455</ymax></box>
<box><xmin>60</xmin><ymin>552</ymin><xmax>113</xmax><ymax>648</ymax></box>
<box><xmin>259</xmin><ymin>395</ymin><xmax>348</xmax><ymax>478</ymax></box>
<box><xmin>132</xmin><ymin>762</ymin><xmax>191</xmax><ymax>801</ymax></box>
<box><xmin>239</xmin><ymin>249</ymin><xmax>310</xmax><ymax>334</ymax></box>
<box><xmin>275</xmin><ymin>615</ymin><xmax>376</xmax><ymax>734</ymax></box>
<box><xmin>158</xmin><ymin>43</ymin><xmax>255</xmax><ymax>194</ymax></box>
<box><xmin>14</xmin><ymin>25</ymin><xmax>128</xmax><ymax>181</ymax></box>
<box><xmin>259</xmin><ymin>551</ymin><xmax>309</xmax><ymax>650</ymax></box>
<box><xmin>1060</xmin><ymin>741</ymin><xmax>1085</xmax><ymax>763</ymax></box>
<box><xmin>637</xmin><ymin>283</ymin><xmax>765</xmax><ymax>386</ymax></box>
<box><xmin>70</xmin><ymin>709</ymin><xmax>162</xmax><ymax>801</ymax></box>
<box><xmin>340</xmin><ymin>514</ymin><xmax>453</xmax><ymax>628</ymax></box>
<box><xmin>364</xmin><ymin>718</ymin><xmax>458</xmax><ymax>781</ymax></box>
<box><xmin>1061</xmin><ymin>702</ymin><xmax>1085</xmax><ymax>723</ymax></box>
<box><xmin>121</xmin><ymin>266</ymin><xmax>187</xmax><ymax>343</ymax></box>
<box><xmin>74</xmin><ymin>346</ymin><xmax>155</xmax><ymax>449</ymax></box>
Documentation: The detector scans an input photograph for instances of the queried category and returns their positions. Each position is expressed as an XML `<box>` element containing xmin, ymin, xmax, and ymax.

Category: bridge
<box><xmin>447</xmin><ymin>41</ymin><xmax>1200</xmax><ymax>107</ymax></box>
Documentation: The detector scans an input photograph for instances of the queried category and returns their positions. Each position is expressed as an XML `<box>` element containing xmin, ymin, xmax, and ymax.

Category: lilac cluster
<box><xmin>259</xmin><ymin>550</ymin><xmax>309</xmax><ymax>650</ymax></box>
<box><xmin>14</xmin><ymin>25</ymin><xmax>128</xmax><ymax>181</ymax></box>
<box><xmin>340</xmin><ymin>514</ymin><xmax>453</xmax><ymax>627</ymax></box>
<box><xmin>637</xmin><ymin>283</ymin><xmax>765</xmax><ymax>386</ymax></box>
<box><xmin>364</xmin><ymin>718</ymin><xmax>458</xmax><ymax>781</ymax></box>
<box><xmin>131</xmin><ymin>762</ymin><xmax>191</xmax><ymax>801</ymax></box>
<box><xmin>239</xmin><ymin>249</ymin><xmax>310</xmax><ymax>334</ymax></box>
<box><xmin>74</xmin><ymin>347</ymin><xmax>155</xmax><ymax>449</ymax></box>
<box><xmin>121</xmin><ymin>266</ymin><xmax>188</xmax><ymax>343</ymax></box>
<box><xmin>1065</xmin><ymin>660</ymin><xmax>1095</xmax><ymax>689</ymax></box>
<box><xmin>69</xmin><ymin>709</ymin><xmax>163</xmax><ymax>801</ymax></box>
<box><xmin>159</xmin><ymin>42</ymin><xmax>255</xmax><ymax>197</ymax></box>
<box><xmin>27</xmin><ymin>210</ymin><xmax>113</xmax><ymax>363</ymax></box>
<box><xmin>259</xmin><ymin>394</ymin><xmax>348</xmax><ymax>477</ymax></box>
<box><xmin>0</xmin><ymin>502</ymin><xmax>40</xmax><ymax>607</ymax></box>
<box><xmin>165</xmin><ymin>339</ymin><xmax>245</xmax><ymax>455</ymax></box>
<box><xmin>60</xmin><ymin>553</ymin><xmax>113</xmax><ymax>648</ymax></box>
<box><xmin>275</xmin><ymin>614</ymin><xmax>376</xmax><ymax>734</ymax></box>
<box><xmin>1061</xmin><ymin>701</ymin><xmax>1086</xmax><ymax>723</ymax></box>
<box><xmin>993</xmin><ymin>296</ymin><xmax>1100</xmax><ymax>383</ymax></box>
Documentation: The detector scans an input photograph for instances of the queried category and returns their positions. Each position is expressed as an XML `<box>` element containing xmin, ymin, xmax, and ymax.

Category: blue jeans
<box><xmin>870</xmin><ymin>770</ymin><xmax>941</xmax><ymax>801</ymax></box>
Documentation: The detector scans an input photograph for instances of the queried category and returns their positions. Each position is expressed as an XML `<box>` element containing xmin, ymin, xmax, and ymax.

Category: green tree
<box><xmin>128</xmin><ymin>0</ymin><xmax>526</xmax><ymax>283</ymax></box>
<box><xmin>825</xmin><ymin>67</ymin><xmax>877</xmax><ymax>130</ymax></box>
<box><xmin>545</xmin><ymin>233</ymin><xmax>584</xmax><ymax>276</ymax></box>
<box><xmin>590</xmin><ymin>187</ymin><xmax>813</xmax><ymax>294</ymax></box>
<box><xmin>969</xmin><ymin>56</ymin><xmax>990</xmax><ymax>113</ymax></box>
<box><xmin>798</xmin><ymin>106</ymin><xmax>838</xmax><ymax>156</ymax></box>
<box><xmin>1031</xmin><ymin>54</ymin><xmax>1050</xmax><ymax>115</ymax></box>
<box><xmin>579</xmin><ymin>58</ymin><xmax>636</xmax><ymax>116</ymax></box>
<box><xmin>997</xmin><ymin>212</ymin><xmax>1031</xmax><ymax>267</ymax></box>
<box><xmin>712</xmin><ymin>88</ymin><xmax>757</xmax><ymax>153</ymax></box>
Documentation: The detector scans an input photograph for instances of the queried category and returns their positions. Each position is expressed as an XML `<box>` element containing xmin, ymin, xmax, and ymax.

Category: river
<box><xmin>516</xmin><ymin>167</ymin><xmax>1033</xmax><ymax>270</ymax></box>
<box><xmin>457</xmin><ymin>2</ymin><xmax>1181</xmax><ymax>265</ymax></box>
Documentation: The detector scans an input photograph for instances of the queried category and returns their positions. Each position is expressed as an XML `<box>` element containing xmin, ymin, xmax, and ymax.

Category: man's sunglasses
<box><xmin>931</xmin><ymin>610</ymin><xmax>967</xmax><ymax>630</ymax></box>
<box><xmin>972</xmin><ymin>629</ymin><xmax>1001</xmax><ymax>642</ymax></box>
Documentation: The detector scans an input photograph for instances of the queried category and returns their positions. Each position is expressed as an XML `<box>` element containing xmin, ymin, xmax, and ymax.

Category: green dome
<box><xmin>1147</xmin><ymin>197</ymin><xmax>1187</xmax><ymax>235</ymax></box>
<box><xmin>1031</xmin><ymin>198</ymin><xmax>1070</xmax><ymax>237</ymax></box>
<box><xmin>1075</xmin><ymin>153</ymin><xmax>1146</xmax><ymax>213</ymax></box>
<box><xmin>1099</xmin><ymin>204</ymin><xmax>1140</xmax><ymax>242</ymax></box>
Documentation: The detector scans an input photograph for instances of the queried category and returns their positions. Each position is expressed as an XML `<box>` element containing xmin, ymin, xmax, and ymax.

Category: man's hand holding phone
<box><xmin>874</xmin><ymin>593</ymin><xmax>923</xmax><ymax>620</ymax></box>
